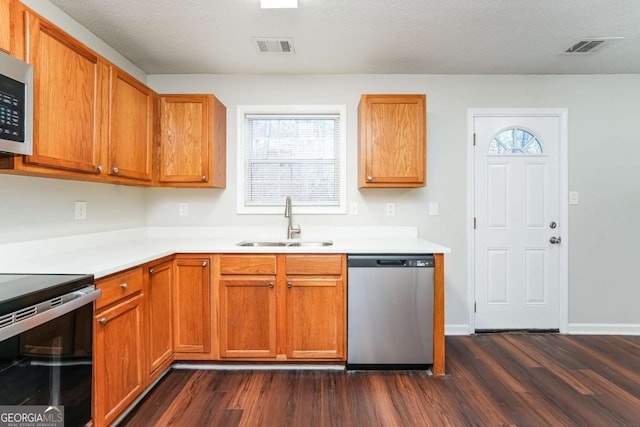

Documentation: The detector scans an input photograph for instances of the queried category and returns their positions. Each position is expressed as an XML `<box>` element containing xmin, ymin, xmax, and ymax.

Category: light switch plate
<box><xmin>74</xmin><ymin>201</ymin><xmax>87</xmax><ymax>220</ymax></box>
<box><xmin>179</xmin><ymin>203</ymin><xmax>189</xmax><ymax>216</ymax></box>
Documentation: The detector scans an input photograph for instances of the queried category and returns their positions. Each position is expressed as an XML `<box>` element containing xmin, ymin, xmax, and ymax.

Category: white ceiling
<box><xmin>48</xmin><ymin>0</ymin><xmax>640</xmax><ymax>75</ymax></box>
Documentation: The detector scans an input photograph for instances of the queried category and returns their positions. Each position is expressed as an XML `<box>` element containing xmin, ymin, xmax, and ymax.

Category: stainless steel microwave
<box><xmin>0</xmin><ymin>50</ymin><xmax>32</xmax><ymax>155</ymax></box>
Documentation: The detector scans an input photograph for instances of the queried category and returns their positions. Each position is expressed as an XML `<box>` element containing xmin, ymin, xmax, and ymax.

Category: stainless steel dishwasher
<box><xmin>347</xmin><ymin>254</ymin><xmax>434</xmax><ymax>369</ymax></box>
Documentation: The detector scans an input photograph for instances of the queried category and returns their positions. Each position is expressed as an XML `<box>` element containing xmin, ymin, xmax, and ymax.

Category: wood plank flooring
<box><xmin>121</xmin><ymin>334</ymin><xmax>640</xmax><ymax>426</ymax></box>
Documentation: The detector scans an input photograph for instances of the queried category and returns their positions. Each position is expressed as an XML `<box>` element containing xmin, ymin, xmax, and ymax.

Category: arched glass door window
<box><xmin>488</xmin><ymin>128</ymin><xmax>543</xmax><ymax>154</ymax></box>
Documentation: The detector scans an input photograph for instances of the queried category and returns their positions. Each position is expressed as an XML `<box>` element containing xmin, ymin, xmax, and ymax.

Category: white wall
<box><xmin>147</xmin><ymin>73</ymin><xmax>640</xmax><ymax>329</ymax></box>
<box><xmin>0</xmin><ymin>175</ymin><xmax>146</xmax><ymax>243</ymax></box>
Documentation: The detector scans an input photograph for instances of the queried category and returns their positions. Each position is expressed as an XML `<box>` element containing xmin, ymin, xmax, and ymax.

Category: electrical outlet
<box><xmin>429</xmin><ymin>202</ymin><xmax>439</xmax><ymax>216</ymax></box>
<box><xmin>74</xmin><ymin>201</ymin><xmax>87</xmax><ymax>220</ymax></box>
<box><xmin>179</xmin><ymin>203</ymin><xmax>189</xmax><ymax>216</ymax></box>
<box><xmin>386</xmin><ymin>203</ymin><xmax>395</xmax><ymax>216</ymax></box>
<box><xmin>349</xmin><ymin>202</ymin><xmax>359</xmax><ymax>215</ymax></box>
<box><xmin>569</xmin><ymin>191</ymin><xmax>579</xmax><ymax>205</ymax></box>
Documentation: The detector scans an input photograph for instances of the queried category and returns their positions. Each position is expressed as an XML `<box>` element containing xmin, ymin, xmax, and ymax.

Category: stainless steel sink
<box><xmin>287</xmin><ymin>241</ymin><xmax>333</xmax><ymax>247</ymax></box>
<box><xmin>236</xmin><ymin>241</ymin><xmax>288</xmax><ymax>247</ymax></box>
<box><xmin>236</xmin><ymin>240</ymin><xmax>333</xmax><ymax>247</ymax></box>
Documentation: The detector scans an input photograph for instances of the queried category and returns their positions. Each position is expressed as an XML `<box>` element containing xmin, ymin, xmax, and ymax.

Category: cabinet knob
<box><xmin>97</xmin><ymin>165</ymin><xmax>103</xmax><ymax>173</ymax></box>
<box><xmin>120</xmin><ymin>282</ymin><xmax>128</xmax><ymax>290</ymax></box>
<box><xmin>201</xmin><ymin>261</ymin><xmax>208</xmax><ymax>267</ymax></box>
<box><xmin>149</xmin><ymin>268</ymin><xmax>154</xmax><ymax>275</ymax></box>
<box><xmin>201</xmin><ymin>175</ymin><xmax>207</xmax><ymax>181</ymax></box>
<box><xmin>113</xmin><ymin>167</ymin><xmax>120</xmax><ymax>174</ymax></box>
<box><xmin>99</xmin><ymin>317</ymin><xmax>108</xmax><ymax>325</ymax></box>
<box><xmin>268</xmin><ymin>282</ymin><xmax>274</xmax><ymax>288</ymax></box>
<box><xmin>287</xmin><ymin>281</ymin><xmax>293</xmax><ymax>288</ymax></box>
<box><xmin>367</xmin><ymin>175</ymin><xmax>373</xmax><ymax>182</ymax></box>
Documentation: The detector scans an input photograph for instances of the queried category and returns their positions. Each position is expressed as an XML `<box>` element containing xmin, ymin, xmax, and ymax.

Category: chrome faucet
<box><xmin>284</xmin><ymin>196</ymin><xmax>301</xmax><ymax>239</ymax></box>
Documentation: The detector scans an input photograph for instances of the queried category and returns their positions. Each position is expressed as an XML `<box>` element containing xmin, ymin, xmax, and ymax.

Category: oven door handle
<box><xmin>0</xmin><ymin>287</ymin><xmax>101</xmax><ymax>341</ymax></box>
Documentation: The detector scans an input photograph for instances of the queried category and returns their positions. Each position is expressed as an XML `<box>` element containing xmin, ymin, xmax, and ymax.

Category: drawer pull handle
<box><xmin>120</xmin><ymin>282</ymin><xmax>128</xmax><ymax>290</ymax></box>
<box><xmin>99</xmin><ymin>317</ymin><xmax>108</xmax><ymax>325</ymax></box>
<box><xmin>268</xmin><ymin>282</ymin><xmax>274</xmax><ymax>288</ymax></box>
<box><xmin>202</xmin><ymin>261</ymin><xmax>208</xmax><ymax>267</ymax></box>
<box><xmin>287</xmin><ymin>281</ymin><xmax>293</xmax><ymax>288</ymax></box>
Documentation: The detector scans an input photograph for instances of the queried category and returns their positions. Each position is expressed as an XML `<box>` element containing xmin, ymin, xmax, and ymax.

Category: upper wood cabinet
<box><xmin>23</xmin><ymin>11</ymin><xmax>104</xmax><ymax>175</ymax></box>
<box><xmin>157</xmin><ymin>94</ymin><xmax>226</xmax><ymax>188</ymax></box>
<box><xmin>106</xmin><ymin>67</ymin><xmax>153</xmax><ymax>182</ymax></box>
<box><xmin>0</xmin><ymin>0</ymin><xmax>10</xmax><ymax>54</ymax></box>
<box><xmin>358</xmin><ymin>94</ymin><xmax>426</xmax><ymax>188</ymax></box>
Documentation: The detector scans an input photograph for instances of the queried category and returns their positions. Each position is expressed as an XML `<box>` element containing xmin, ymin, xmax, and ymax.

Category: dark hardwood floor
<box><xmin>122</xmin><ymin>334</ymin><xmax>640</xmax><ymax>426</ymax></box>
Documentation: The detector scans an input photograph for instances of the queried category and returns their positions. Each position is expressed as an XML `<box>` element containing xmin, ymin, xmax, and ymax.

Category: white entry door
<box><xmin>473</xmin><ymin>112</ymin><xmax>564</xmax><ymax>330</ymax></box>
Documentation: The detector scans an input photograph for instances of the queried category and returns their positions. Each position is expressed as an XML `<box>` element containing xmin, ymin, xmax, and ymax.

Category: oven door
<box><xmin>0</xmin><ymin>287</ymin><xmax>100</xmax><ymax>427</ymax></box>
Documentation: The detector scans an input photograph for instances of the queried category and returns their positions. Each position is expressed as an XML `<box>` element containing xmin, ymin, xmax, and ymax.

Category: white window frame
<box><xmin>236</xmin><ymin>104</ymin><xmax>347</xmax><ymax>214</ymax></box>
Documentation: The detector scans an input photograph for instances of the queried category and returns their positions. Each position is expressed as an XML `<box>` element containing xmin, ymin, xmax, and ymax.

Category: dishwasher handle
<box><xmin>377</xmin><ymin>259</ymin><xmax>406</xmax><ymax>267</ymax></box>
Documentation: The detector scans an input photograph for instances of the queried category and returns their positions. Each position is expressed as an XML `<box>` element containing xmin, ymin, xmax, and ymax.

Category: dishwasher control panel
<box><xmin>407</xmin><ymin>258</ymin><xmax>434</xmax><ymax>268</ymax></box>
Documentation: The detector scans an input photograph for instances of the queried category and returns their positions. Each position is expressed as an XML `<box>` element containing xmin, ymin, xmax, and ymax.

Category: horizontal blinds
<box><xmin>245</xmin><ymin>115</ymin><xmax>340</xmax><ymax>206</ymax></box>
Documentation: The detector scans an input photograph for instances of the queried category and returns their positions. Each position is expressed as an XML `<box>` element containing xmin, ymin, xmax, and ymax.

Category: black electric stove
<box><xmin>0</xmin><ymin>273</ymin><xmax>94</xmax><ymax>316</ymax></box>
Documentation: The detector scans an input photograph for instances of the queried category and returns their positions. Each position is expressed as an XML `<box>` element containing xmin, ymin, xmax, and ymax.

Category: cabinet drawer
<box><xmin>96</xmin><ymin>268</ymin><xmax>143</xmax><ymax>310</ymax></box>
<box><xmin>285</xmin><ymin>255</ymin><xmax>343</xmax><ymax>275</ymax></box>
<box><xmin>220</xmin><ymin>255</ymin><xmax>277</xmax><ymax>275</ymax></box>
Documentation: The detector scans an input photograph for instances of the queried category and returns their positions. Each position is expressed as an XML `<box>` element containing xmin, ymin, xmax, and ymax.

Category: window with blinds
<box><xmin>237</xmin><ymin>105</ymin><xmax>347</xmax><ymax>214</ymax></box>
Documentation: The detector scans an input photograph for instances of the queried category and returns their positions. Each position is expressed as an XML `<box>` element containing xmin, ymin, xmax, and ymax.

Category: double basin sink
<box><xmin>236</xmin><ymin>240</ymin><xmax>333</xmax><ymax>247</ymax></box>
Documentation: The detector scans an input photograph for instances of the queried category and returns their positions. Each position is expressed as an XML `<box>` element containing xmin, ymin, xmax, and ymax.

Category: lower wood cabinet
<box><xmin>218</xmin><ymin>254</ymin><xmax>346</xmax><ymax>361</ymax></box>
<box><xmin>219</xmin><ymin>276</ymin><xmax>277</xmax><ymax>358</ymax></box>
<box><xmin>172</xmin><ymin>256</ymin><xmax>212</xmax><ymax>358</ymax></box>
<box><xmin>93</xmin><ymin>293</ymin><xmax>144</xmax><ymax>427</ymax></box>
<box><xmin>145</xmin><ymin>259</ymin><xmax>173</xmax><ymax>382</ymax></box>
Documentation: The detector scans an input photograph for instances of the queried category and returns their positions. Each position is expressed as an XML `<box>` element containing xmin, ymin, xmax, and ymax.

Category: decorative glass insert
<box><xmin>488</xmin><ymin>128</ymin><xmax>543</xmax><ymax>155</ymax></box>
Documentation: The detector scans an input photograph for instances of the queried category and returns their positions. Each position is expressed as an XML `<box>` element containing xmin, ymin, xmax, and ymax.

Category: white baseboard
<box><xmin>445</xmin><ymin>324</ymin><xmax>471</xmax><ymax>336</ymax></box>
<box><xmin>567</xmin><ymin>323</ymin><xmax>640</xmax><ymax>335</ymax></box>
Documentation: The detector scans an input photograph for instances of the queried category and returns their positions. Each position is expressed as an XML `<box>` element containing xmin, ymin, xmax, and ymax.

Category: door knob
<box><xmin>549</xmin><ymin>236</ymin><xmax>561</xmax><ymax>244</ymax></box>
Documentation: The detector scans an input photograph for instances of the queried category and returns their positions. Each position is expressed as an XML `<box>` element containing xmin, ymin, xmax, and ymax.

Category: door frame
<box><xmin>467</xmin><ymin>108</ymin><xmax>569</xmax><ymax>333</ymax></box>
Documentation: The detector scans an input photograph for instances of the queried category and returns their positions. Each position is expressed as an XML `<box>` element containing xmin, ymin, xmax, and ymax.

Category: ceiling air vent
<box><xmin>253</xmin><ymin>37</ymin><xmax>295</xmax><ymax>54</ymax></box>
<box><xmin>564</xmin><ymin>37</ymin><xmax>623</xmax><ymax>54</ymax></box>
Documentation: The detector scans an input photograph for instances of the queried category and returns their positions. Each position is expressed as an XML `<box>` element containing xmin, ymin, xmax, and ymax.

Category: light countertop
<box><xmin>0</xmin><ymin>226</ymin><xmax>451</xmax><ymax>278</ymax></box>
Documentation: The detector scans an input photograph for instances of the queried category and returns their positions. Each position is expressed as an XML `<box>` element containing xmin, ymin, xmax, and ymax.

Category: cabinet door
<box><xmin>286</xmin><ymin>277</ymin><xmax>345</xmax><ymax>359</ymax></box>
<box><xmin>219</xmin><ymin>276</ymin><xmax>277</xmax><ymax>358</ymax></box>
<box><xmin>107</xmin><ymin>67</ymin><xmax>153</xmax><ymax>182</ymax></box>
<box><xmin>146</xmin><ymin>260</ymin><xmax>173</xmax><ymax>379</ymax></box>
<box><xmin>0</xmin><ymin>0</ymin><xmax>10</xmax><ymax>54</ymax></box>
<box><xmin>359</xmin><ymin>94</ymin><xmax>426</xmax><ymax>188</ymax></box>
<box><xmin>93</xmin><ymin>295</ymin><xmax>144</xmax><ymax>427</ymax></box>
<box><xmin>25</xmin><ymin>13</ymin><xmax>103</xmax><ymax>174</ymax></box>
<box><xmin>173</xmin><ymin>257</ymin><xmax>211</xmax><ymax>355</ymax></box>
